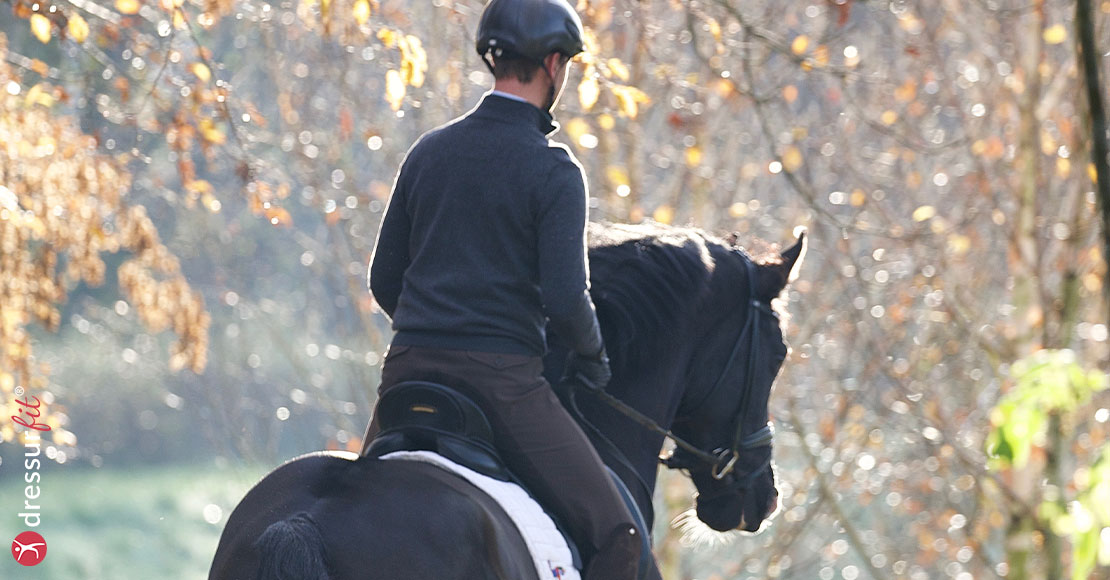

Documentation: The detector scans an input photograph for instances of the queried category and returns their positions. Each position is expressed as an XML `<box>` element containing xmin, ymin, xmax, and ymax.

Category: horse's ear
<box><xmin>780</xmin><ymin>227</ymin><xmax>807</xmax><ymax>284</ymax></box>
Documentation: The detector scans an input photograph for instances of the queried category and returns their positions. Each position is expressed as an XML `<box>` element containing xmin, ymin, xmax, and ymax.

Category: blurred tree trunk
<box><xmin>1077</xmin><ymin>0</ymin><xmax>1110</xmax><ymax>313</ymax></box>
<box><xmin>1007</xmin><ymin>1</ymin><xmax>1052</xmax><ymax>577</ymax></box>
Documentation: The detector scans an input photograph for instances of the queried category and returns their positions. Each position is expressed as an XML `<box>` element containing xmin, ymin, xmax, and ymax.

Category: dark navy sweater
<box><xmin>368</xmin><ymin>93</ymin><xmax>604</xmax><ymax>357</ymax></box>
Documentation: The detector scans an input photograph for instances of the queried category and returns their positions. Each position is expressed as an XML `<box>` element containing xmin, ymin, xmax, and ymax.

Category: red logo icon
<box><xmin>11</xmin><ymin>531</ymin><xmax>47</xmax><ymax>566</ymax></box>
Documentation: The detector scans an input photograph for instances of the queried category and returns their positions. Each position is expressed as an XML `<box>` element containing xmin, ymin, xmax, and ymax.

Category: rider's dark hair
<box><xmin>491</xmin><ymin>56</ymin><xmax>540</xmax><ymax>83</ymax></box>
<box><xmin>491</xmin><ymin>53</ymin><xmax>569</xmax><ymax>83</ymax></box>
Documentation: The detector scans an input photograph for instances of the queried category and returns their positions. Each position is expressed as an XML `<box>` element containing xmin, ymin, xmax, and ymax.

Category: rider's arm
<box><xmin>536</xmin><ymin>153</ymin><xmax>605</xmax><ymax>358</ymax></box>
<box><xmin>368</xmin><ymin>172</ymin><xmax>411</xmax><ymax>320</ymax></box>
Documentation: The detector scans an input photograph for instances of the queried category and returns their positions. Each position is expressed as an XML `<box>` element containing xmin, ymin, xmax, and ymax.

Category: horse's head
<box><xmin>550</xmin><ymin>223</ymin><xmax>805</xmax><ymax>536</ymax></box>
<box><xmin>666</xmin><ymin>229</ymin><xmax>805</xmax><ymax>533</ymax></box>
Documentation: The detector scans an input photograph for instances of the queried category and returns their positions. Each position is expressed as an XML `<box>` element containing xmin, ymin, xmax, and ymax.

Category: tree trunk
<box><xmin>1077</xmin><ymin>0</ymin><xmax>1110</xmax><ymax>313</ymax></box>
<box><xmin>1007</xmin><ymin>1</ymin><xmax>1048</xmax><ymax>577</ymax></box>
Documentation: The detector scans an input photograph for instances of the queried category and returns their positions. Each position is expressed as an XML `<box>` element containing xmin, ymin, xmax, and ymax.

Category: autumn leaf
<box><xmin>947</xmin><ymin>234</ymin><xmax>971</xmax><ymax>256</ymax></box>
<box><xmin>578</xmin><ymin>75</ymin><xmax>600</xmax><ymax>110</ymax></box>
<box><xmin>707</xmin><ymin>18</ymin><xmax>722</xmax><ymax>42</ymax></box>
<box><xmin>813</xmin><ymin>45</ymin><xmax>830</xmax><ymax>67</ymax></box>
<box><xmin>116</xmin><ymin>0</ymin><xmax>141</xmax><ymax>15</ymax></box>
<box><xmin>399</xmin><ymin>35</ymin><xmax>427</xmax><ymax>88</ymax></box>
<box><xmin>564</xmin><ymin>117</ymin><xmax>590</xmax><ymax>144</ymax></box>
<box><xmin>1043</xmin><ymin>24</ymin><xmax>1068</xmax><ymax>45</ymax></box>
<box><xmin>198</xmin><ymin>119</ymin><xmax>227</xmax><ymax>144</ymax></box>
<box><xmin>653</xmin><ymin>205</ymin><xmax>675</xmax><ymax>225</ymax></box>
<box><xmin>68</xmin><ymin>13</ymin><xmax>90</xmax><ymax>44</ymax></box>
<box><xmin>783</xmin><ymin>84</ymin><xmax>798</xmax><ymax>104</ymax></box>
<box><xmin>377</xmin><ymin>27</ymin><xmax>398</xmax><ymax>48</ymax></box>
<box><xmin>29</xmin><ymin>59</ymin><xmax>50</xmax><ymax>76</ymax></box>
<box><xmin>190</xmin><ymin>62</ymin><xmax>212</xmax><ymax>83</ymax></box>
<box><xmin>714</xmin><ymin>78</ymin><xmax>732</xmax><ymax>99</ymax></box>
<box><xmin>791</xmin><ymin>35</ymin><xmax>809</xmax><ymax>55</ymax></box>
<box><xmin>611</xmin><ymin>84</ymin><xmax>651</xmax><ymax>118</ymax></box>
<box><xmin>912</xmin><ymin>205</ymin><xmax>936</xmax><ymax>222</ymax></box>
<box><xmin>972</xmin><ymin>136</ymin><xmax>1005</xmax><ymax>160</ymax></box>
<box><xmin>385</xmin><ymin>69</ymin><xmax>405</xmax><ymax>111</ymax></box>
<box><xmin>894</xmin><ymin>79</ymin><xmax>917</xmax><ymax>103</ymax></box>
<box><xmin>353</xmin><ymin>0</ymin><xmax>371</xmax><ymax>25</ymax></box>
<box><xmin>685</xmin><ymin>146</ymin><xmax>703</xmax><ymax>168</ymax></box>
<box><xmin>1056</xmin><ymin>157</ymin><xmax>1071</xmax><ymax>178</ymax></box>
<box><xmin>607</xmin><ymin>58</ymin><xmax>630</xmax><ymax>82</ymax></box>
<box><xmin>898</xmin><ymin>15</ymin><xmax>924</xmax><ymax>34</ymax></box>
<box><xmin>606</xmin><ymin>165</ymin><xmax>630</xmax><ymax>190</ymax></box>
<box><xmin>185</xmin><ymin>179</ymin><xmax>214</xmax><ymax>195</ymax></box>
<box><xmin>265</xmin><ymin>206</ymin><xmax>293</xmax><ymax>227</ymax></box>
<box><xmin>30</xmin><ymin>14</ymin><xmax>52</xmax><ymax>44</ymax></box>
<box><xmin>782</xmin><ymin>146</ymin><xmax>803</xmax><ymax>172</ymax></box>
<box><xmin>24</xmin><ymin>84</ymin><xmax>55</xmax><ymax>108</ymax></box>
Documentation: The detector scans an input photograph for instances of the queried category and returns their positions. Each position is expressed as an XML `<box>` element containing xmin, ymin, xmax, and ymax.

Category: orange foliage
<box><xmin>0</xmin><ymin>35</ymin><xmax>209</xmax><ymax>443</ymax></box>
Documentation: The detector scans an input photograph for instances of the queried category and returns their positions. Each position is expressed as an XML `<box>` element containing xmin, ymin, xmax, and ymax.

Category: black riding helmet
<box><xmin>476</xmin><ymin>0</ymin><xmax>585</xmax><ymax>69</ymax></box>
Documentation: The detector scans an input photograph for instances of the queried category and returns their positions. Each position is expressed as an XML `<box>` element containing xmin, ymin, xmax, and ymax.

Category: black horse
<box><xmin>209</xmin><ymin>222</ymin><xmax>805</xmax><ymax>580</ymax></box>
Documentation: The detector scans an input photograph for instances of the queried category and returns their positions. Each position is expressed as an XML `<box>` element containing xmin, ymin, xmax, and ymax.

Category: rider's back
<box><xmin>371</xmin><ymin>94</ymin><xmax>589</xmax><ymax>357</ymax></box>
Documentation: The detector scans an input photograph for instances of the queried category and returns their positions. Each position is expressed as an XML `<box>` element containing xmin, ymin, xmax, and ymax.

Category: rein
<box><xmin>569</xmin><ymin>253</ymin><xmax>775</xmax><ymax>483</ymax></box>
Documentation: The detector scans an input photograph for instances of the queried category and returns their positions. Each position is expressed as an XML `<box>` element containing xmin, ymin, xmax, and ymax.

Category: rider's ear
<box><xmin>542</xmin><ymin>52</ymin><xmax>566</xmax><ymax>79</ymax></box>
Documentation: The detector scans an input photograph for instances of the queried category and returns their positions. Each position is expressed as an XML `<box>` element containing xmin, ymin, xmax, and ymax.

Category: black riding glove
<box><xmin>563</xmin><ymin>348</ymin><xmax>611</xmax><ymax>392</ymax></box>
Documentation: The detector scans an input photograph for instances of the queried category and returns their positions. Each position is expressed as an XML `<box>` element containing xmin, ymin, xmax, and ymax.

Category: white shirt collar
<box><xmin>490</xmin><ymin>90</ymin><xmax>531</xmax><ymax>105</ymax></box>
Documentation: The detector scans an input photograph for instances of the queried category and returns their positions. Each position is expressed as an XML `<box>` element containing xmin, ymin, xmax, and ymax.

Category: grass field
<box><xmin>0</xmin><ymin>460</ymin><xmax>265</xmax><ymax>579</ymax></box>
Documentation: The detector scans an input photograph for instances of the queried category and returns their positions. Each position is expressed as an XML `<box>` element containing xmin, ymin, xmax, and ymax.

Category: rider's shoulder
<box><xmin>544</xmin><ymin>139</ymin><xmax>582</xmax><ymax>168</ymax></box>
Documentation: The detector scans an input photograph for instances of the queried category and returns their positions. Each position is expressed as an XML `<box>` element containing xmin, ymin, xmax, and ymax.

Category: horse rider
<box><xmin>361</xmin><ymin>0</ymin><xmax>659</xmax><ymax>578</ymax></box>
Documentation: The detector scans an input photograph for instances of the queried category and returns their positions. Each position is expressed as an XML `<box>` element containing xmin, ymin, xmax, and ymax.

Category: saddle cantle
<box><xmin>364</xmin><ymin>379</ymin><xmax>651</xmax><ymax>580</ymax></box>
<box><xmin>365</xmin><ymin>380</ymin><xmax>511</xmax><ymax>481</ymax></box>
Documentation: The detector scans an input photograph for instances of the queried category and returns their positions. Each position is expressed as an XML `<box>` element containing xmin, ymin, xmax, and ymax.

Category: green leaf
<box><xmin>1073</xmin><ymin>526</ymin><xmax>1099</xmax><ymax>580</ymax></box>
<box><xmin>987</xmin><ymin>350</ymin><xmax>1110</xmax><ymax>471</ymax></box>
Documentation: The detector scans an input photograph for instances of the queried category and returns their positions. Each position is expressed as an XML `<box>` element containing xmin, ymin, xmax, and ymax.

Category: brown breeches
<box><xmin>361</xmin><ymin>345</ymin><xmax>643</xmax><ymax>579</ymax></box>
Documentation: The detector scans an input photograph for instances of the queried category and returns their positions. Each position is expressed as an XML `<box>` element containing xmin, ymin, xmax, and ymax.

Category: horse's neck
<box><xmin>544</xmin><ymin>339</ymin><xmax>690</xmax><ymax>529</ymax></box>
<box><xmin>590</xmin><ymin>369</ymin><xmax>686</xmax><ymax>529</ymax></box>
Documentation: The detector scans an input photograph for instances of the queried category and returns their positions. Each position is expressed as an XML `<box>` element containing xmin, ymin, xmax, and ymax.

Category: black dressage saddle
<box><xmin>364</xmin><ymin>379</ymin><xmax>652</xmax><ymax>578</ymax></box>
<box><xmin>364</xmin><ymin>380</ymin><xmax>511</xmax><ymax>481</ymax></box>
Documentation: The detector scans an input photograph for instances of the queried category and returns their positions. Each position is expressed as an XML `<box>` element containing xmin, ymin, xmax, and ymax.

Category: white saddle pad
<box><xmin>381</xmin><ymin>450</ymin><xmax>581</xmax><ymax>580</ymax></box>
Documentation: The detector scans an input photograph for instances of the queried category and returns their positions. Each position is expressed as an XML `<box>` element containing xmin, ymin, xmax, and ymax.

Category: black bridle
<box><xmin>568</xmin><ymin>253</ymin><xmax>776</xmax><ymax>488</ymax></box>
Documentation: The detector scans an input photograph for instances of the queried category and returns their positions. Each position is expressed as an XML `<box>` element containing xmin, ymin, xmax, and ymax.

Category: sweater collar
<box><xmin>476</xmin><ymin>92</ymin><xmax>559</xmax><ymax>136</ymax></box>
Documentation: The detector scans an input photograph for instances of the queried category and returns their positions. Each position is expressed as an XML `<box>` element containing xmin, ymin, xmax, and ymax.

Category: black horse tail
<box><xmin>254</xmin><ymin>512</ymin><xmax>331</xmax><ymax>580</ymax></box>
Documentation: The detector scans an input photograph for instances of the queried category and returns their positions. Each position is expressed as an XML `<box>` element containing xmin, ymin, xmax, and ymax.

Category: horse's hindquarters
<box><xmin>210</xmin><ymin>454</ymin><xmax>538</xmax><ymax>580</ymax></box>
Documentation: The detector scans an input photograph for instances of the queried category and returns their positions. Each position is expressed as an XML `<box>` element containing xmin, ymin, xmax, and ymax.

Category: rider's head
<box><xmin>476</xmin><ymin>0</ymin><xmax>585</xmax><ymax>113</ymax></box>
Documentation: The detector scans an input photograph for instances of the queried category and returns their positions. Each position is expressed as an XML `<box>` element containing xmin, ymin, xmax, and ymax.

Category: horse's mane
<box><xmin>586</xmin><ymin>222</ymin><xmax>720</xmax><ymax>374</ymax></box>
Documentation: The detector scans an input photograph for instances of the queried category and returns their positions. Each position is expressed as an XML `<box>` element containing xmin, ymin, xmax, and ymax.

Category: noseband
<box><xmin>569</xmin><ymin>253</ymin><xmax>776</xmax><ymax>491</ymax></box>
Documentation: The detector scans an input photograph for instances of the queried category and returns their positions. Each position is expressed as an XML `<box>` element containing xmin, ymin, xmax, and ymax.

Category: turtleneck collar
<box><xmin>476</xmin><ymin>91</ymin><xmax>560</xmax><ymax>136</ymax></box>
